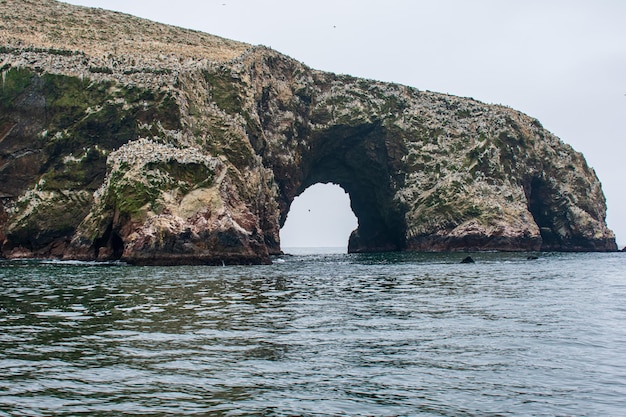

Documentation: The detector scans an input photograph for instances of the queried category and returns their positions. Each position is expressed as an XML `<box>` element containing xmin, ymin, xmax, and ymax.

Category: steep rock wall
<box><xmin>0</xmin><ymin>0</ymin><xmax>617</xmax><ymax>263</ymax></box>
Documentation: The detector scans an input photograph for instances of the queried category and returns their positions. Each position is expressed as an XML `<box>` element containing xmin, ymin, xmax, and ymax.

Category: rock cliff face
<box><xmin>0</xmin><ymin>0</ymin><xmax>617</xmax><ymax>264</ymax></box>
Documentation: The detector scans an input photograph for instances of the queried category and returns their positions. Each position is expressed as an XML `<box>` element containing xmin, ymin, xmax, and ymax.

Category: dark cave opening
<box><xmin>94</xmin><ymin>223</ymin><xmax>125</xmax><ymax>260</ymax></box>
<box><xmin>110</xmin><ymin>231</ymin><xmax>124</xmax><ymax>260</ymax></box>
<box><xmin>526</xmin><ymin>177</ymin><xmax>563</xmax><ymax>250</ymax></box>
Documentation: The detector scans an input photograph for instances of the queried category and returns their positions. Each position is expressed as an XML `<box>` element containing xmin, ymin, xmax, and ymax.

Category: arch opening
<box><xmin>276</xmin><ymin>123</ymin><xmax>408</xmax><ymax>254</ymax></box>
<box><xmin>280</xmin><ymin>183</ymin><xmax>357</xmax><ymax>251</ymax></box>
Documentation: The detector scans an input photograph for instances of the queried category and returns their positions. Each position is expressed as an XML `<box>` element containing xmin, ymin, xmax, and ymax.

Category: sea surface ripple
<box><xmin>1</xmin><ymin>251</ymin><xmax>625</xmax><ymax>416</ymax></box>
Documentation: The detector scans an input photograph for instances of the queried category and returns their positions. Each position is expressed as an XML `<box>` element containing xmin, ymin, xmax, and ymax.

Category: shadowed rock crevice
<box><xmin>93</xmin><ymin>222</ymin><xmax>124</xmax><ymax>260</ymax></box>
<box><xmin>524</xmin><ymin>176</ymin><xmax>612</xmax><ymax>251</ymax></box>
<box><xmin>526</xmin><ymin>177</ymin><xmax>562</xmax><ymax>250</ymax></box>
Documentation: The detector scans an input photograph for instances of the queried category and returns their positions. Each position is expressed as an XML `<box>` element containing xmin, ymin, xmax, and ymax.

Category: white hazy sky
<box><xmin>62</xmin><ymin>0</ymin><xmax>626</xmax><ymax>248</ymax></box>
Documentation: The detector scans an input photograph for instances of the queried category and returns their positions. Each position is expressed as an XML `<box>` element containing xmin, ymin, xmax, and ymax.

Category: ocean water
<box><xmin>1</xmin><ymin>250</ymin><xmax>625</xmax><ymax>416</ymax></box>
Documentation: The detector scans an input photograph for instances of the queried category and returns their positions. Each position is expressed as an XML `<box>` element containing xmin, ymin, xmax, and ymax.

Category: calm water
<box><xmin>1</xmin><ymin>251</ymin><xmax>625</xmax><ymax>416</ymax></box>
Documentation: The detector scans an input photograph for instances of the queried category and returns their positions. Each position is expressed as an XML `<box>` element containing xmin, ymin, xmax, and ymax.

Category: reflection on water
<box><xmin>1</xmin><ymin>252</ymin><xmax>626</xmax><ymax>415</ymax></box>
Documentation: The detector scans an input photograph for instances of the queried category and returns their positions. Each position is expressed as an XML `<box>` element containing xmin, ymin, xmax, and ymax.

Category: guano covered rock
<box><xmin>0</xmin><ymin>0</ymin><xmax>617</xmax><ymax>264</ymax></box>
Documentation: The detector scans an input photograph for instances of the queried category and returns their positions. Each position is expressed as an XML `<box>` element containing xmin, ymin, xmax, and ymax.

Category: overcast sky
<box><xmin>63</xmin><ymin>0</ymin><xmax>626</xmax><ymax>249</ymax></box>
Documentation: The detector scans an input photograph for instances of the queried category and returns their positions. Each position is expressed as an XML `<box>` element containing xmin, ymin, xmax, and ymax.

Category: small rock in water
<box><xmin>527</xmin><ymin>255</ymin><xmax>539</xmax><ymax>260</ymax></box>
<box><xmin>460</xmin><ymin>256</ymin><xmax>475</xmax><ymax>264</ymax></box>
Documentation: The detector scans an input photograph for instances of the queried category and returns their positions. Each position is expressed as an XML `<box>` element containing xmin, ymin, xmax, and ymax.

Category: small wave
<box><xmin>41</xmin><ymin>259</ymin><xmax>127</xmax><ymax>267</ymax></box>
<box><xmin>0</xmin><ymin>258</ymin><xmax>127</xmax><ymax>267</ymax></box>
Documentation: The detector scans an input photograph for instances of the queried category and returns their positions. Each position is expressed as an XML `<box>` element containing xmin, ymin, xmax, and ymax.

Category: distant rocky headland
<box><xmin>0</xmin><ymin>0</ymin><xmax>617</xmax><ymax>264</ymax></box>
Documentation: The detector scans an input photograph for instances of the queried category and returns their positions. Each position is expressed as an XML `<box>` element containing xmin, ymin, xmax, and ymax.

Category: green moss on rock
<box><xmin>203</xmin><ymin>69</ymin><xmax>243</xmax><ymax>115</ymax></box>
<box><xmin>7</xmin><ymin>190</ymin><xmax>93</xmax><ymax>249</ymax></box>
<box><xmin>39</xmin><ymin>148</ymin><xmax>108</xmax><ymax>191</ymax></box>
<box><xmin>1</xmin><ymin>68</ymin><xmax>33</xmax><ymax>107</ymax></box>
<box><xmin>146</xmin><ymin>160</ymin><xmax>214</xmax><ymax>192</ymax></box>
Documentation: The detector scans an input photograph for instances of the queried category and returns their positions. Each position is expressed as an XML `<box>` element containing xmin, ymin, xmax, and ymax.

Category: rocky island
<box><xmin>0</xmin><ymin>0</ymin><xmax>617</xmax><ymax>264</ymax></box>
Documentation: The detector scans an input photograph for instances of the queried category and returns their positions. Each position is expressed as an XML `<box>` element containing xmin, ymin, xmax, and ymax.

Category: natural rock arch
<box><xmin>0</xmin><ymin>2</ymin><xmax>618</xmax><ymax>264</ymax></box>
<box><xmin>276</xmin><ymin>122</ymin><xmax>408</xmax><ymax>253</ymax></box>
<box><xmin>240</xmin><ymin>49</ymin><xmax>616</xmax><ymax>256</ymax></box>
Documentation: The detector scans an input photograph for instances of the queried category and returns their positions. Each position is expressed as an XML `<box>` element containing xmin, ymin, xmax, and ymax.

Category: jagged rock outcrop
<box><xmin>0</xmin><ymin>0</ymin><xmax>617</xmax><ymax>264</ymax></box>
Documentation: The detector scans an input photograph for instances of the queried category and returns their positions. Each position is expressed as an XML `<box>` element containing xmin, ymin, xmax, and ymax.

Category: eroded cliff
<box><xmin>0</xmin><ymin>0</ymin><xmax>617</xmax><ymax>264</ymax></box>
